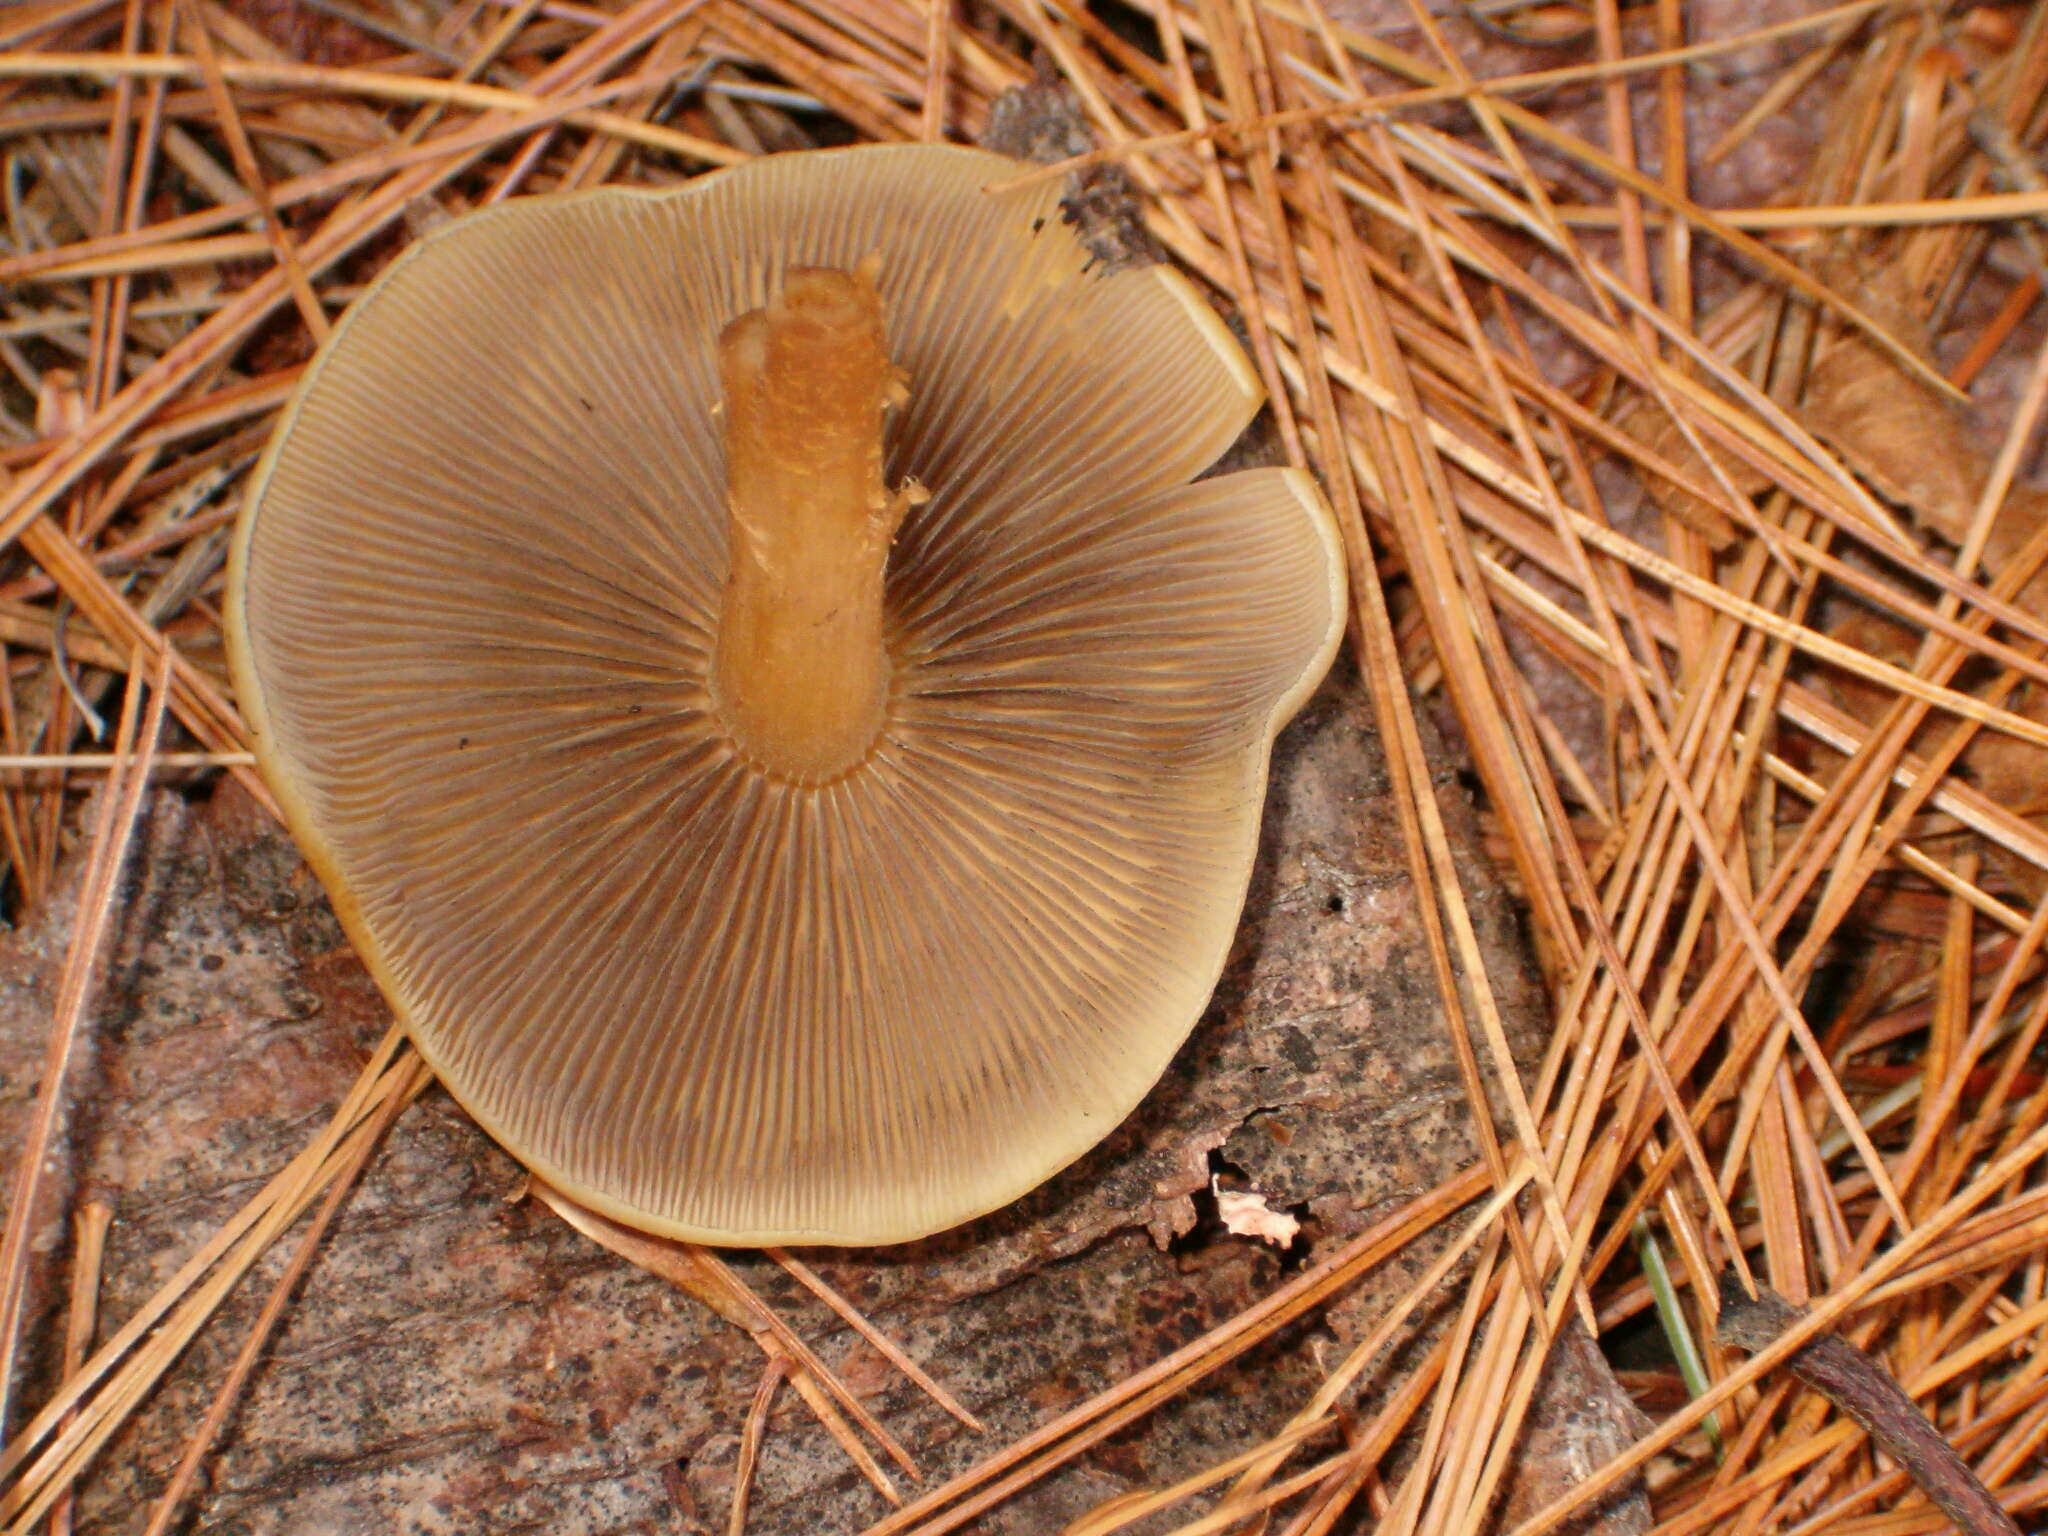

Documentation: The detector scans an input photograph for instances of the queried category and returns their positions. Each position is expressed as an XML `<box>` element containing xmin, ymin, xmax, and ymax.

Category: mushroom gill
<box><xmin>227</xmin><ymin>143</ymin><xmax>1347</xmax><ymax>1246</ymax></box>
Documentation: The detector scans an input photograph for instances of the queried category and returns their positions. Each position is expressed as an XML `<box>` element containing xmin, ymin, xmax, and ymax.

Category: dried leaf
<box><xmin>1610</xmin><ymin>393</ymin><xmax>1753</xmax><ymax>549</ymax></box>
<box><xmin>1951</xmin><ymin>487</ymin><xmax>2048</xmax><ymax>889</ymax></box>
<box><xmin>1801</xmin><ymin>256</ymin><xmax>1980</xmax><ymax>543</ymax></box>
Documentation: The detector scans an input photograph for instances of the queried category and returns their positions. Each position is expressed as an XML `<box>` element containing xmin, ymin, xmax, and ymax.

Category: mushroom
<box><xmin>226</xmin><ymin>143</ymin><xmax>1346</xmax><ymax>1247</ymax></box>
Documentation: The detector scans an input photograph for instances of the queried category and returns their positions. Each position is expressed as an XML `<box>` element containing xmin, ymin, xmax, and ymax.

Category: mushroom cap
<box><xmin>226</xmin><ymin>144</ymin><xmax>1346</xmax><ymax>1246</ymax></box>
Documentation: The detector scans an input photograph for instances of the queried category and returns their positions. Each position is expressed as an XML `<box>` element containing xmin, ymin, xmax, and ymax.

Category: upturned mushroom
<box><xmin>226</xmin><ymin>143</ymin><xmax>1346</xmax><ymax>1247</ymax></box>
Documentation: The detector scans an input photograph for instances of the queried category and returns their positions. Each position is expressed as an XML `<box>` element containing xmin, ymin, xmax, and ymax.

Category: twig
<box><xmin>1716</xmin><ymin>1276</ymin><xmax>2022</xmax><ymax>1536</ymax></box>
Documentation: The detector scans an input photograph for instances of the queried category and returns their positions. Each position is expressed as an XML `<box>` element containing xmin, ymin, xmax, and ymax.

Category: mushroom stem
<box><xmin>712</xmin><ymin>263</ymin><xmax>914</xmax><ymax>783</ymax></box>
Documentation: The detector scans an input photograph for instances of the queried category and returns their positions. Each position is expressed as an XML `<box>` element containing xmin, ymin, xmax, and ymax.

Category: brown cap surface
<box><xmin>227</xmin><ymin>144</ymin><xmax>1345</xmax><ymax>1246</ymax></box>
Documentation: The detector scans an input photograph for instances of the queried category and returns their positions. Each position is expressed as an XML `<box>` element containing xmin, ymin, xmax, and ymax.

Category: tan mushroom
<box><xmin>225</xmin><ymin>143</ymin><xmax>1346</xmax><ymax>1247</ymax></box>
